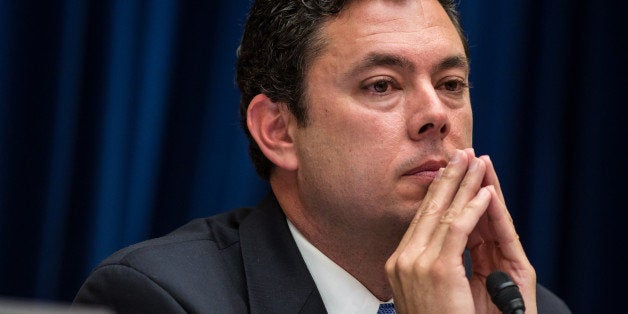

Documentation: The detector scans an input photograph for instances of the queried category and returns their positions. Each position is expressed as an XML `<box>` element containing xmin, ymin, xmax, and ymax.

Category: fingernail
<box><xmin>486</xmin><ymin>185</ymin><xmax>495</xmax><ymax>193</ymax></box>
<box><xmin>436</xmin><ymin>167</ymin><xmax>445</xmax><ymax>179</ymax></box>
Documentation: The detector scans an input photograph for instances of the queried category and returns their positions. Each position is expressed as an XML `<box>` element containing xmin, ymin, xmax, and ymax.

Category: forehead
<box><xmin>315</xmin><ymin>0</ymin><xmax>464</xmax><ymax>68</ymax></box>
<box><xmin>338</xmin><ymin>0</ymin><xmax>451</xmax><ymax>30</ymax></box>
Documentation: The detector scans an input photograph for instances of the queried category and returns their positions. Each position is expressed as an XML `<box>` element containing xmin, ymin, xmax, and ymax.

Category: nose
<box><xmin>407</xmin><ymin>86</ymin><xmax>450</xmax><ymax>141</ymax></box>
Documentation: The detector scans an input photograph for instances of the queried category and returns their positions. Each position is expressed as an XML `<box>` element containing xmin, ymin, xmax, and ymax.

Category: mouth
<box><xmin>403</xmin><ymin>159</ymin><xmax>448</xmax><ymax>180</ymax></box>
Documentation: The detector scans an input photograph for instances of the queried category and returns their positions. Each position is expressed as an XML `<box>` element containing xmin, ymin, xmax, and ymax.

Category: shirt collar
<box><xmin>287</xmin><ymin>220</ymin><xmax>388</xmax><ymax>314</ymax></box>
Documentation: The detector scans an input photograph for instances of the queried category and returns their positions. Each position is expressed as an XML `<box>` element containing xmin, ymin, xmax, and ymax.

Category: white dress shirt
<box><xmin>288</xmin><ymin>220</ymin><xmax>391</xmax><ymax>314</ymax></box>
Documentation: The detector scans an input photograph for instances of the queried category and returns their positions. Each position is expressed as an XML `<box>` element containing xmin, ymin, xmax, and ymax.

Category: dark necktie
<box><xmin>377</xmin><ymin>303</ymin><xmax>395</xmax><ymax>314</ymax></box>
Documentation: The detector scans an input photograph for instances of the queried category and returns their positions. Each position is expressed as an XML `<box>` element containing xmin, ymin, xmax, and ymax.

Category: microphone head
<box><xmin>486</xmin><ymin>271</ymin><xmax>526</xmax><ymax>313</ymax></box>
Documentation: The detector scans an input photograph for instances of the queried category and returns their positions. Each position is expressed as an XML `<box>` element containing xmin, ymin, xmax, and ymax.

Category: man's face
<box><xmin>292</xmin><ymin>0</ymin><xmax>472</xmax><ymax>233</ymax></box>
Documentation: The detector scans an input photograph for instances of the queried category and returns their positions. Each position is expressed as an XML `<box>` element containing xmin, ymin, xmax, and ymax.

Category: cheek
<box><xmin>301</xmin><ymin>115</ymin><xmax>402</xmax><ymax>171</ymax></box>
<box><xmin>312</xmin><ymin>95</ymin><xmax>405</xmax><ymax>149</ymax></box>
<box><xmin>449</xmin><ymin>108</ymin><xmax>473</xmax><ymax>146</ymax></box>
<box><xmin>296</xmin><ymin>107</ymin><xmax>403</xmax><ymax>190</ymax></box>
<box><xmin>340</xmin><ymin>115</ymin><xmax>405</xmax><ymax>180</ymax></box>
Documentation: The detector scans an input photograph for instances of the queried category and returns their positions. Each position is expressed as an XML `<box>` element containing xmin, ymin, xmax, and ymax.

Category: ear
<box><xmin>246</xmin><ymin>94</ymin><xmax>298</xmax><ymax>171</ymax></box>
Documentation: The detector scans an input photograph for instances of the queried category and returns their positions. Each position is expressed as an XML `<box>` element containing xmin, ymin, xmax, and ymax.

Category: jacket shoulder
<box><xmin>106</xmin><ymin>206</ymin><xmax>253</xmax><ymax>263</ymax></box>
<box><xmin>537</xmin><ymin>284</ymin><xmax>571</xmax><ymax>313</ymax></box>
<box><xmin>74</xmin><ymin>207</ymin><xmax>254</xmax><ymax>313</ymax></box>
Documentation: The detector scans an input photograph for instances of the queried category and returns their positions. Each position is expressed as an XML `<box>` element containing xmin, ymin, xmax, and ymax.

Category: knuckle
<box><xmin>395</xmin><ymin>252</ymin><xmax>416</xmax><ymax>272</ymax></box>
<box><xmin>525</xmin><ymin>265</ymin><xmax>537</xmax><ymax>281</ymax></box>
<box><xmin>446</xmin><ymin>219</ymin><xmax>466</xmax><ymax>236</ymax></box>
<box><xmin>525</xmin><ymin>265</ymin><xmax>536</xmax><ymax>281</ymax></box>
<box><xmin>385</xmin><ymin>262</ymin><xmax>394</xmax><ymax>274</ymax></box>
<box><xmin>394</xmin><ymin>252</ymin><xmax>434</xmax><ymax>279</ymax></box>
<box><xmin>440</xmin><ymin>209</ymin><xmax>456</xmax><ymax>223</ymax></box>
<box><xmin>413</xmin><ymin>258</ymin><xmax>433</xmax><ymax>277</ymax></box>
<box><xmin>385</xmin><ymin>254</ymin><xmax>400</xmax><ymax>274</ymax></box>
<box><xmin>431</xmin><ymin>259</ymin><xmax>449</xmax><ymax>277</ymax></box>
<box><xmin>458</xmin><ymin>179</ymin><xmax>473</xmax><ymax>190</ymax></box>
<box><xmin>422</xmin><ymin>198</ymin><xmax>442</xmax><ymax>216</ymax></box>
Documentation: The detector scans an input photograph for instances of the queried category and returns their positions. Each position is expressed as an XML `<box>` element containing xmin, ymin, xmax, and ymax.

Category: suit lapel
<box><xmin>240</xmin><ymin>194</ymin><xmax>326</xmax><ymax>314</ymax></box>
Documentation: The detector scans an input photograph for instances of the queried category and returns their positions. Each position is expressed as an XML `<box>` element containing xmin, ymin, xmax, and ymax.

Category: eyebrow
<box><xmin>347</xmin><ymin>53</ymin><xmax>415</xmax><ymax>78</ymax></box>
<box><xmin>432</xmin><ymin>55</ymin><xmax>470</xmax><ymax>74</ymax></box>
<box><xmin>346</xmin><ymin>52</ymin><xmax>470</xmax><ymax>78</ymax></box>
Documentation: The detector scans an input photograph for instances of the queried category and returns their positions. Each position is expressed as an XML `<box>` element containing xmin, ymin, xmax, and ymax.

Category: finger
<box><xmin>466</xmin><ymin>196</ymin><xmax>490</xmax><ymax>250</ymax></box>
<box><xmin>427</xmin><ymin>157</ymin><xmax>486</xmax><ymax>254</ymax></box>
<box><xmin>463</xmin><ymin>147</ymin><xmax>476</xmax><ymax>162</ymax></box>
<box><xmin>485</xmin><ymin>186</ymin><xmax>527</xmax><ymax>260</ymax></box>
<box><xmin>478</xmin><ymin>157</ymin><xmax>519</xmax><ymax>254</ymax></box>
<box><xmin>396</xmin><ymin>149</ymin><xmax>470</xmax><ymax>253</ymax></box>
<box><xmin>469</xmin><ymin>155</ymin><xmax>513</xmax><ymax>257</ymax></box>
<box><xmin>479</xmin><ymin>155</ymin><xmax>505</xmax><ymax>204</ymax></box>
<box><xmin>438</xmin><ymin>186</ymin><xmax>492</xmax><ymax>260</ymax></box>
<box><xmin>442</xmin><ymin>157</ymin><xmax>486</xmax><ymax>224</ymax></box>
<box><xmin>466</xmin><ymin>211</ymin><xmax>496</xmax><ymax>274</ymax></box>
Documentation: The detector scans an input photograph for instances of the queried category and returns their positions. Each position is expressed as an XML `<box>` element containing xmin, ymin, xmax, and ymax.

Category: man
<box><xmin>74</xmin><ymin>0</ymin><xmax>570</xmax><ymax>313</ymax></box>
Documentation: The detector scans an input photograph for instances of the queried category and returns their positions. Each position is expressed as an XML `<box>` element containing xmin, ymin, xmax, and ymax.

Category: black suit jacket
<box><xmin>74</xmin><ymin>194</ymin><xmax>570</xmax><ymax>313</ymax></box>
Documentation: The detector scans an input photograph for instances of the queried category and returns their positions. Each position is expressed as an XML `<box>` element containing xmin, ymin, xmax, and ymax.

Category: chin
<box><xmin>385</xmin><ymin>203</ymin><xmax>419</xmax><ymax>225</ymax></box>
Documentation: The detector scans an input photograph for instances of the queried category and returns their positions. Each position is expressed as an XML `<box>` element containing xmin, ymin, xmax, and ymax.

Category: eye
<box><xmin>372</xmin><ymin>80</ymin><xmax>391</xmax><ymax>93</ymax></box>
<box><xmin>438</xmin><ymin>78</ymin><xmax>469</xmax><ymax>93</ymax></box>
<box><xmin>362</xmin><ymin>77</ymin><xmax>399</xmax><ymax>96</ymax></box>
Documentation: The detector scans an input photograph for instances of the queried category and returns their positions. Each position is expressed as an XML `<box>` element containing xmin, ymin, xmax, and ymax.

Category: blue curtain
<box><xmin>0</xmin><ymin>0</ymin><xmax>625</xmax><ymax>311</ymax></box>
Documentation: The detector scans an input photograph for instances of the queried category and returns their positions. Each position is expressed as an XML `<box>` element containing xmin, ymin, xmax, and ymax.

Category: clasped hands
<box><xmin>386</xmin><ymin>148</ymin><xmax>537</xmax><ymax>314</ymax></box>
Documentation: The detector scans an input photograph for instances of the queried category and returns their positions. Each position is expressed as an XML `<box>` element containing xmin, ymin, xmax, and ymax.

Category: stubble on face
<box><xmin>284</xmin><ymin>0</ymin><xmax>472</xmax><ymax>244</ymax></box>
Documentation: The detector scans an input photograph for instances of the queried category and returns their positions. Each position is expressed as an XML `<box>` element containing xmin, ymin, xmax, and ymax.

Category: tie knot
<box><xmin>377</xmin><ymin>303</ymin><xmax>395</xmax><ymax>314</ymax></box>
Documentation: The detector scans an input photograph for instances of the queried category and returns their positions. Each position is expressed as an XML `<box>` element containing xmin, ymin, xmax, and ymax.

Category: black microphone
<box><xmin>486</xmin><ymin>271</ymin><xmax>525</xmax><ymax>314</ymax></box>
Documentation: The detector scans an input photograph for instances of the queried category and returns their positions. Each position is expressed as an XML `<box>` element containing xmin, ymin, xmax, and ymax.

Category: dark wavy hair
<box><xmin>236</xmin><ymin>0</ymin><xmax>468</xmax><ymax>180</ymax></box>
